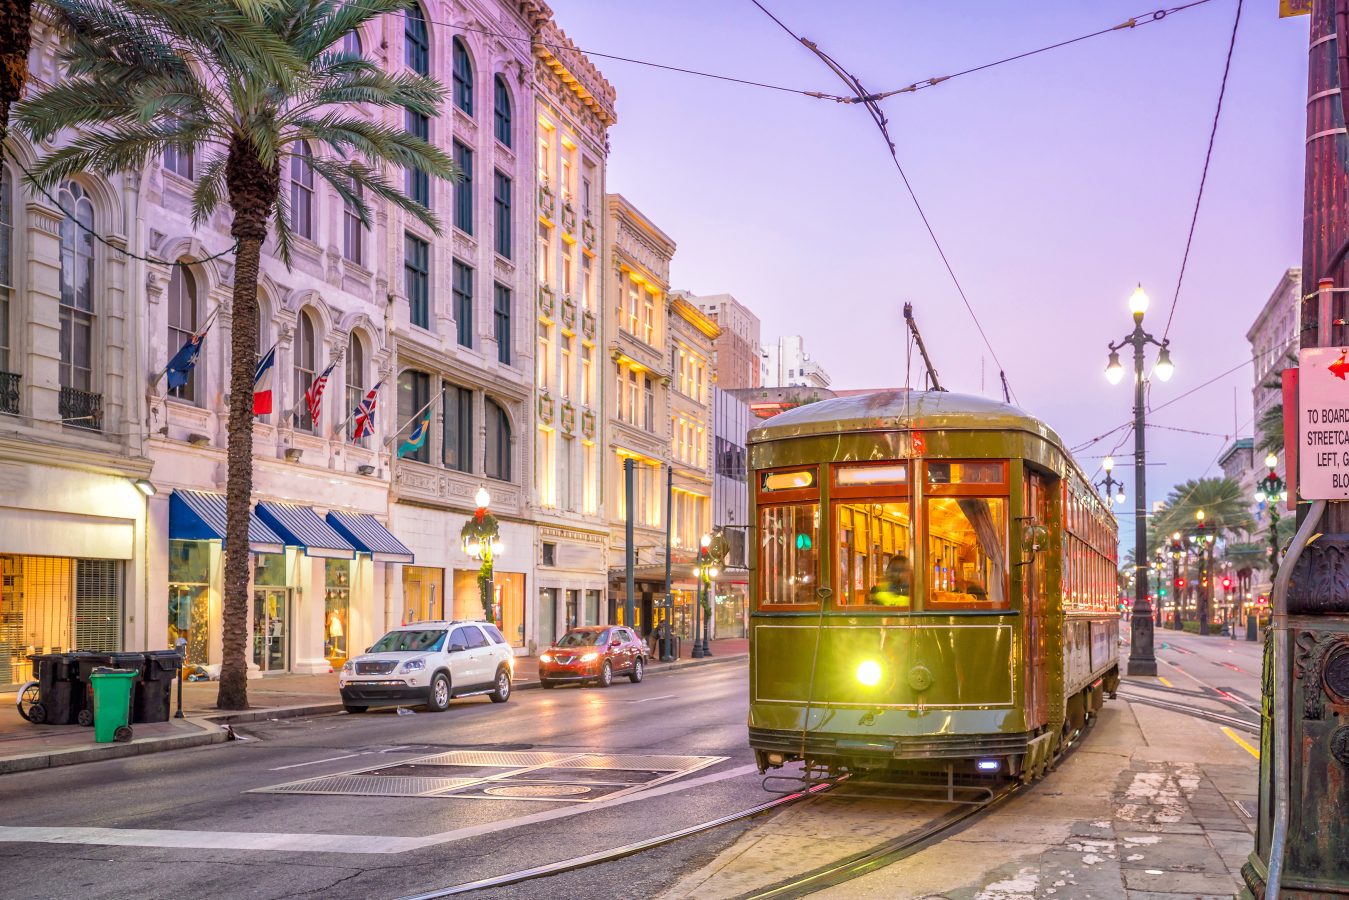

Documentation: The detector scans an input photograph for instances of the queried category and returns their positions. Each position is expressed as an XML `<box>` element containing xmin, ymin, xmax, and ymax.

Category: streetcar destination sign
<box><xmin>1298</xmin><ymin>346</ymin><xmax>1349</xmax><ymax>498</ymax></box>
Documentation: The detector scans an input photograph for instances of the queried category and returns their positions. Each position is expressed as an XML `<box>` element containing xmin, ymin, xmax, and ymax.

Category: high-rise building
<box><xmin>762</xmin><ymin>334</ymin><xmax>831</xmax><ymax>388</ymax></box>
<box><xmin>675</xmin><ymin>291</ymin><xmax>761</xmax><ymax>389</ymax></box>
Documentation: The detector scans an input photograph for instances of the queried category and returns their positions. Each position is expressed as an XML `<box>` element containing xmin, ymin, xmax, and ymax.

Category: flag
<box><xmin>164</xmin><ymin>319</ymin><xmax>211</xmax><ymax>390</ymax></box>
<box><xmin>304</xmin><ymin>361</ymin><xmax>337</xmax><ymax>425</ymax></box>
<box><xmin>253</xmin><ymin>343</ymin><xmax>277</xmax><ymax>415</ymax></box>
<box><xmin>399</xmin><ymin>409</ymin><xmax>431</xmax><ymax>457</ymax></box>
<box><xmin>351</xmin><ymin>382</ymin><xmax>381</xmax><ymax>440</ymax></box>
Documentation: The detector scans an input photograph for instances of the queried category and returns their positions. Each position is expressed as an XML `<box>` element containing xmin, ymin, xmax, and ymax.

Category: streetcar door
<box><xmin>1024</xmin><ymin>470</ymin><xmax>1051</xmax><ymax>728</ymax></box>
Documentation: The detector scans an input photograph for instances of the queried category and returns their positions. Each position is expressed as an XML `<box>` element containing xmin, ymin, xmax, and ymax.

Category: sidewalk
<box><xmin>666</xmin><ymin>677</ymin><xmax>1258</xmax><ymax>900</ymax></box>
<box><xmin>0</xmin><ymin>637</ymin><xmax>748</xmax><ymax>775</ymax></box>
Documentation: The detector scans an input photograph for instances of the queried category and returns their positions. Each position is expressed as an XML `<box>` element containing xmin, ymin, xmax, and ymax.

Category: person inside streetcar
<box><xmin>871</xmin><ymin>555</ymin><xmax>912</xmax><ymax>607</ymax></box>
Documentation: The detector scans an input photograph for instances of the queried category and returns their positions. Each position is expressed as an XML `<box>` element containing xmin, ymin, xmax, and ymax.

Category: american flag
<box><xmin>351</xmin><ymin>381</ymin><xmax>381</xmax><ymax>440</ymax></box>
<box><xmin>305</xmin><ymin>361</ymin><xmax>338</xmax><ymax>425</ymax></box>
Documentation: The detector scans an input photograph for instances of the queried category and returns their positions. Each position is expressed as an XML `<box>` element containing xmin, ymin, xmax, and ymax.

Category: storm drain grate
<box><xmin>252</xmin><ymin>748</ymin><xmax>727</xmax><ymax>803</ymax></box>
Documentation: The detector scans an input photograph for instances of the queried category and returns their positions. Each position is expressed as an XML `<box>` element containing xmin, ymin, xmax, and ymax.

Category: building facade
<box><xmin>710</xmin><ymin>387</ymin><xmax>753</xmax><ymax>638</ymax></box>
<box><xmin>761</xmin><ymin>334</ymin><xmax>831</xmax><ymax>389</ymax></box>
<box><xmin>680</xmin><ymin>291</ymin><xmax>761</xmax><ymax>390</ymax></box>
<box><xmin>530</xmin><ymin>15</ymin><xmax>616</xmax><ymax>649</ymax></box>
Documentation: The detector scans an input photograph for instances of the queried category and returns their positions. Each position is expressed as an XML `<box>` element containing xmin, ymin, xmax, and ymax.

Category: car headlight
<box><xmin>341</xmin><ymin>660</ymin><xmax>355</xmax><ymax>674</ymax></box>
<box><xmin>399</xmin><ymin>658</ymin><xmax>426</xmax><ymax>673</ymax></box>
<box><xmin>539</xmin><ymin>653</ymin><xmax>552</xmax><ymax>663</ymax></box>
<box><xmin>580</xmin><ymin>652</ymin><xmax>599</xmax><ymax>662</ymax></box>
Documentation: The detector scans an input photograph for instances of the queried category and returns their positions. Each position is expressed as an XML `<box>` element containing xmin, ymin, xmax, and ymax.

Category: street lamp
<box><xmin>692</xmin><ymin>531</ymin><xmax>727</xmax><ymax>658</ymax></box>
<box><xmin>1096</xmin><ymin>455</ymin><xmax>1127</xmax><ymax>506</ymax></box>
<box><xmin>1254</xmin><ymin>452</ymin><xmax>1287</xmax><ymax>581</ymax></box>
<box><xmin>460</xmin><ymin>488</ymin><xmax>502</xmax><ymax>624</ymax></box>
<box><xmin>1104</xmin><ymin>283</ymin><xmax>1175</xmax><ymax>676</ymax></box>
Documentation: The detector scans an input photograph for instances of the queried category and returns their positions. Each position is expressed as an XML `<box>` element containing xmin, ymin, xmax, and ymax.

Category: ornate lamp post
<box><xmin>1104</xmin><ymin>285</ymin><xmax>1174</xmax><ymax>675</ymax></box>
<box><xmin>1096</xmin><ymin>455</ymin><xmax>1127</xmax><ymax>507</ymax></box>
<box><xmin>1253</xmin><ymin>451</ymin><xmax>1288</xmax><ymax>578</ymax></box>
<box><xmin>692</xmin><ymin>531</ymin><xmax>728</xmax><ymax>658</ymax></box>
<box><xmin>460</xmin><ymin>487</ymin><xmax>502</xmax><ymax>624</ymax></box>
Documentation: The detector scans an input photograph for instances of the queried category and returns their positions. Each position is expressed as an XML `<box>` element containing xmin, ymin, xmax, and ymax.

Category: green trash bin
<box><xmin>89</xmin><ymin>667</ymin><xmax>136</xmax><ymax>743</ymax></box>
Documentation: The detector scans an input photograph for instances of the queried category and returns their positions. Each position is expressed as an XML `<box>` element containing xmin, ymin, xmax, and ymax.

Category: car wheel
<box><xmin>597</xmin><ymin>661</ymin><xmax>613</xmax><ymax>688</ymax></box>
<box><xmin>343</xmin><ymin>705</ymin><xmax>367</xmax><ymax>714</ymax></box>
<box><xmin>629</xmin><ymin>657</ymin><xmax>644</xmax><ymax>684</ymax></box>
<box><xmin>540</xmin><ymin>678</ymin><xmax>556</xmax><ymax>689</ymax></box>
<box><xmin>427</xmin><ymin>672</ymin><xmax>451</xmax><ymax>712</ymax></box>
<box><xmin>489</xmin><ymin>667</ymin><xmax>512</xmax><ymax>703</ymax></box>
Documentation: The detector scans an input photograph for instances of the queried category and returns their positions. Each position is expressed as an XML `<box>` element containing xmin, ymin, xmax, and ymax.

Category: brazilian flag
<box><xmin>399</xmin><ymin>411</ymin><xmax>431</xmax><ymax>457</ymax></box>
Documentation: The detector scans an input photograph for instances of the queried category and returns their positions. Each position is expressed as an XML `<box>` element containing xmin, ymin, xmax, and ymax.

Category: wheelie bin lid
<box><xmin>90</xmin><ymin>667</ymin><xmax>137</xmax><ymax>677</ymax></box>
<box><xmin>143</xmin><ymin>651</ymin><xmax>183</xmax><ymax>676</ymax></box>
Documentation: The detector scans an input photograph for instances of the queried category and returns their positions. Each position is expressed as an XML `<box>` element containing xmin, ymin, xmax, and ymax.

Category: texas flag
<box><xmin>253</xmin><ymin>343</ymin><xmax>278</xmax><ymax>415</ymax></box>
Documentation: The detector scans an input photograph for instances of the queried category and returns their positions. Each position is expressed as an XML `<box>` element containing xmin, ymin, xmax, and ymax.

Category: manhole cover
<box><xmin>482</xmin><ymin>784</ymin><xmax>593</xmax><ymax>798</ymax></box>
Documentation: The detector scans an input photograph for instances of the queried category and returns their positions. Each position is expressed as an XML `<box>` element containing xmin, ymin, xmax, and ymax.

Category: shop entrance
<box><xmin>253</xmin><ymin>587</ymin><xmax>290</xmax><ymax>673</ymax></box>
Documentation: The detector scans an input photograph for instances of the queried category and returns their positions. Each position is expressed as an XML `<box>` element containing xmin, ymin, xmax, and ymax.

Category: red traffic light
<box><xmin>1175</xmin><ymin>578</ymin><xmax>1186</xmax><ymax>588</ymax></box>
<box><xmin>1222</xmin><ymin>578</ymin><xmax>1232</xmax><ymax>589</ymax></box>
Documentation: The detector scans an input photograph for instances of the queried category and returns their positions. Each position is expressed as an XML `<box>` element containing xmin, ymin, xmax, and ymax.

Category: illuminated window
<box><xmin>758</xmin><ymin>504</ymin><xmax>819</xmax><ymax>608</ymax></box>
<box><xmin>836</xmin><ymin>501</ymin><xmax>913</xmax><ymax>607</ymax></box>
<box><xmin>926</xmin><ymin>497</ymin><xmax>1008</xmax><ymax>609</ymax></box>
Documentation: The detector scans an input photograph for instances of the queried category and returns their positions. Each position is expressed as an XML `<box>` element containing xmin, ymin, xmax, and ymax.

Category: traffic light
<box><xmin>1175</xmin><ymin>578</ymin><xmax>1186</xmax><ymax>589</ymax></box>
<box><xmin>1222</xmin><ymin>577</ymin><xmax>1232</xmax><ymax>590</ymax></box>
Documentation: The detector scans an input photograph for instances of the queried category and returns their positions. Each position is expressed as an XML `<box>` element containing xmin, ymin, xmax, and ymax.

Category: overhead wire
<box><xmin>747</xmin><ymin>0</ymin><xmax>1018</xmax><ymax>404</ymax></box>
<box><xmin>1161</xmin><ymin>0</ymin><xmax>1244</xmax><ymax>341</ymax></box>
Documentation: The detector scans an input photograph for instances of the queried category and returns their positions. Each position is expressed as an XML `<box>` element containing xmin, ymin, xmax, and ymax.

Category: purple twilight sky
<box><xmin>550</xmin><ymin>0</ymin><xmax>1309</xmax><ymax>538</ymax></box>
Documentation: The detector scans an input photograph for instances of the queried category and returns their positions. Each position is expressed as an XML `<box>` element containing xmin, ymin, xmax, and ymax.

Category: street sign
<box><xmin>1297</xmin><ymin>346</ymin><xmax>1349</xmax><ymax>499</ymax></box>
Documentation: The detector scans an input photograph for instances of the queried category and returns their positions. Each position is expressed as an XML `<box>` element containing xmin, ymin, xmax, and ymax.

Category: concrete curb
<box><xmin>0</xmin><ymin>652</ymin><xmax>749</xmax><ymax>774</ymax></box>
<box><xmin>0</xmin><ymin>718</ymin><xmax>227</xmax><ymax>775</ymax></box>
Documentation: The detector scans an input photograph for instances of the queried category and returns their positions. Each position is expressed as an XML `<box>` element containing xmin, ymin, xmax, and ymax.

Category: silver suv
<box><xmin>339</xmin><ymin>621</ymin><xmax>514</xmax><ymax>713</ymax></box>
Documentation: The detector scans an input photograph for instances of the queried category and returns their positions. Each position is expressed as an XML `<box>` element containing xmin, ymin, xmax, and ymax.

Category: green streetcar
<box><xmin>747</xmin><ymin>390</ymin><xmax>1120</xmax><ymax>782</ymax></box>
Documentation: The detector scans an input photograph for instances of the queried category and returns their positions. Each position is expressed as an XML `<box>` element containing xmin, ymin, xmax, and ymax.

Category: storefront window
<box><xmin>168</xmin><ymin>540</ymin><xmax>211</xmax><ymax>667</ymax></box>
<box><xmin>324</xmin><ymin>560</ymin><xmax>350</xmax><ymax>667</ymax></box>
<box><xmin>254</xmin><ymin>552</ymin><xmax>287</xmax><ymax>586</ymax></box>
<box><xmin>836</xmin><ymin>501</ymin><xmax>912</xmax><ymax>607</ymax></box>
<box><xmin>402</xmin><ymin>566</ymin><xmax>444</xmax><ymax>623</ymax></box>
<box><xmin>2</xmin><ymin>554</ymin><xmax>123</xmax><ymax>688</ymax></box>
<box><xmin>757</xmin><ymin>503</ymin><xmax>819</xmax><ymax>608</ymax></box>
<box><xmin>714</xmin><ymin>586</ymin><xmax>747</xmax><ymax>638</ymax></box>
<box><xmin>584</xmin><ymin>589</ymin><xmax>600</xmax><ymax>626</ymax></box>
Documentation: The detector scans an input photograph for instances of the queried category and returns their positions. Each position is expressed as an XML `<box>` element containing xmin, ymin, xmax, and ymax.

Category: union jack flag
<box><xmin>351</xmin><ymin>381</ymin><xmax>381</xmax><ymax>441</ymax></box>
<box><xmin>305</xmin><ymin>361</ymin><xmax>338</xmax><ymax>425</ymax></box>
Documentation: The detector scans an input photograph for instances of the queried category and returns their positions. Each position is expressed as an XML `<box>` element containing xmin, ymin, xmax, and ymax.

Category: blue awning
<box><xmin>169</xmin><ymin>490</ymin><xmax>283</xmax><ymax>553</ymax></box>
<box><xmin>256</xmin><ymin>501</ymin><xmax>355</xmax><ymax>560</ymax></box>
<box><xmin>326</xmin><ymin>511</ymin><xmax>415</xmax><ymax>564</ymax></box>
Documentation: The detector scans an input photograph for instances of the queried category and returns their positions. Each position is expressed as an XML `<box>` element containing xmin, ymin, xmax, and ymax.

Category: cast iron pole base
<box><xmin>1127</xmin><ymin>611</ymin><xmax>1158</xmax><ymax>676</ymax></box>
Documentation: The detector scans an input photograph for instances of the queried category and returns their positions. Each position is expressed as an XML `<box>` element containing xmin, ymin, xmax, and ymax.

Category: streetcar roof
<box><xmin>747</xmin><ymin>389</ymin><xmax>1065</xmax><ymax>449</ymax></box>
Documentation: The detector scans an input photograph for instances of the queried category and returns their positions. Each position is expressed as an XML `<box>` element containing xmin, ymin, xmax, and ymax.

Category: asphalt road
<box><xmin>0</xmin><ymin>661</ymin><xmax>771</xmax><ymax>900</ymax></box>
<box><xmin>1152</xmin><ymin>626</ymin><xmax>1263</xmax><ymax>712</ymax></box>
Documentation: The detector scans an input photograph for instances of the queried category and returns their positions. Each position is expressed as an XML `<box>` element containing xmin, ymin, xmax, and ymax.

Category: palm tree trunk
<box><xmin>217</xmin><ymin>138</ymin><xmax>278</xmax><ymax>710</ymax></box>
<box><xmin>0</xmin><ymin>0</ymin><xmax>32</xmax><ymax>144</ymax></box>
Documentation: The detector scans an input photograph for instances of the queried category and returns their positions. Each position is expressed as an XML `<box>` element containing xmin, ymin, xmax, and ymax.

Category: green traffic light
<box><xmin>795</xmin><ymin>533</ymin><xmax>813</xmax><ymax>551</ymax></box>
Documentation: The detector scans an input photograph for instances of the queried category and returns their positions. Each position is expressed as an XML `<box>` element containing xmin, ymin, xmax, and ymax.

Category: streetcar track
<box><xmin>1116</xmin><ymin>688</ymin><xmax>1260</xmax><ymax>734</ymax></box>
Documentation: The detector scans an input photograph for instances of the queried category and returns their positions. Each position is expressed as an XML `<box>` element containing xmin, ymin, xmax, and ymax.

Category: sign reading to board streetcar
<box><xmin>1298</xmin><ymin>347</ymin><xmax>1349</xmax><ymax>499</ymax></box>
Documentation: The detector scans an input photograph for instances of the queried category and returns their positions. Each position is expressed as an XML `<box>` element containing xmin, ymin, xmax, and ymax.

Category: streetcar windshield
<box><xmin>926</xmin><ymin>497</ymin><xmax>1008</xmax><ymax>609</ymax></box>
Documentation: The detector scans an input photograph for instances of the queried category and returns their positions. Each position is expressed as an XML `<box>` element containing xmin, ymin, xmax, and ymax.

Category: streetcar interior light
<box><xmin>1154</xmin><ymin>346</ymin><xmax>1174</xmax><ymax>382</ymax></box>
<box><xmin>855</xmin><ymin>660</ymin><xmax>882</xmax><ymax>687</ymax></box>
<box><xmin>976</xmin><ymin>759</ymin><xmax>1000</xmax><ymax>772</ymax></box>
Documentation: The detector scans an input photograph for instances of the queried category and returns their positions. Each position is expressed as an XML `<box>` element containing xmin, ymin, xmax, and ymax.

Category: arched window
<box><xmin>398</xmin><ymin>368</ymin><xmax>431</xmax><ymax>463</ymax></box>
<box><xmin>452</xmin><ymin>37</ymin><xmax>473</xmax><ymax>115</ymax></box>
<box><xmin>346</xmin><ymin>331</ymin><xmax>366</xmax><ymax>443</ymax></box>
<box><xmin>289</xmin><ymin>144</ymin><xmax>315</xmax><ymax>240</ymax></box>
<box><xmin>164</xmin><ymin>141</ymin><xmax>193</xmax><ymax>180</ymax></box>
<box><xmin>166</xmin><ymin>265</ymin><xmax>199</xmax><ymax>402</ymax></box>
<box><xmin>58</xmin><ymin>181</ymin><xmax>96</xmax><ymax>408</ymax></box>
<box><xmin>341</xmin><ymin>29</ymin><xmax>362</xmax><ymax>56</ymax></box>
<box><xmin>294</xmin><ymin>310</ymin><xmax>318</xmax><ymax>432</ymax></box>
<box><xmin>485</xmin><ymin>398</ymin><xmax>511</xmax><ymax>481</ymax></box>
<box><xmin>0</xmin><ymin>166</ymin><xmax>13</xmax><ymax>387</ymax></box>
<box><xmin>405</xmin><ymin>4</ymin><xmax>429</xmax><ymax>76</ymax></box>
<box><xmin>342</xmin><ymin>181</ymin><xmax>363</xmax><ymax>265</ymax></box>
<box><xmin>493</xmin><ymin>75</ymin><xmax>512</xmax><ymax>148</ymax></box>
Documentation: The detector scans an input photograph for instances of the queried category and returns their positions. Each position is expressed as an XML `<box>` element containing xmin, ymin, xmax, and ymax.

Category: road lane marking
<box><xmin>1221</xmin><ymin>726</ymin><xmax>1260</xmax><ymax>759</ymax></box>
<box><xmin>0</xmin><ymin>763</ymin><xmax>761</xmax><ymax>855</ymax></box>
<box><xmin>269</xmin><ymin>752</ymin><xmax>369</xmax><ymax>771</ymax></box>
<box><xmin>1158</xmin><ymin>676</ymin><xmax>1174</xmax><ymax>687</ymax></box>
<box><xmin>1158</xmin><ymin>658</ymin><xmax>1259</xmax><ymax>714</ymax></box>
<box><xmin>628</xmin><ymin>694</ymin><xmax>676</xmax><ymax>703</ymax></box>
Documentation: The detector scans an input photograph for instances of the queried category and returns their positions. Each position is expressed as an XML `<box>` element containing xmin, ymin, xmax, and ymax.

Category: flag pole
<box><xmin>385</xmin><ymin>394</ymin><xmax>437</xmax><ymax>447</ymax></box>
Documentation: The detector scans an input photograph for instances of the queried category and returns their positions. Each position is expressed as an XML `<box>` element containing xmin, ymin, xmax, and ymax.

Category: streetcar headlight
<box><xmin>855</xmin><ymin>660</ymin><xmax>882</xmax><ymax>686</ymax></box>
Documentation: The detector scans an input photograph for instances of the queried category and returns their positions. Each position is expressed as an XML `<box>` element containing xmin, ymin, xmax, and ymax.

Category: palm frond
<box><xmin>287</xmin><ymin>114</ymin><xmax>455</xmax><ymax>177</ymax></box>
<box><xmin>191</xmin><ymin>153</ymin><xmax>230</xmax><ymax>228</ymax></box>
<box><xmin>294</xmin><ymin>0</ymin><xmax>412</xmax><ymax>62</ymax></box>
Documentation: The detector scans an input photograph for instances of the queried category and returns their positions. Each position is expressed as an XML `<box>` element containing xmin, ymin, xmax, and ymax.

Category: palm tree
<box><xmin>0</xmin><ymin>0</ymin><xmax>33</xmax><ymax>144</ymax></box>
<box><xmin>19</xmin><ymin>0</ymin><xmax>457</xmax><ymax>708</ymax></box>
<box><xmin>1256</xmin><ymin>403</ymin><xmax>1283</xmax><ymax>457</ymax></box>
<box><xmin>1152</xmin><ymin>477</ymin><xmax>1254</xmax><ymax>634</ymax></box>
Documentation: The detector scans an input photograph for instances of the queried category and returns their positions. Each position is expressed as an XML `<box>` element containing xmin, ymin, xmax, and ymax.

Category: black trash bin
<box><xmin>24</xmin><ymin>653</ymin><xmax>82</xmax><ymax>724</ymax></box>
<box><xmin>73</xmin><ymin>651</ymin><xmax>115</xmax><ymax>725</ymax></box>
<box><xmin>135</xmin><ymin>651</ymin><xmax>183</xmax><ymax>723</ymax></box>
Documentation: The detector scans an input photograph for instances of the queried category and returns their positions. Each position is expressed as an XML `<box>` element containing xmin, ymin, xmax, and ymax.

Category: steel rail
<box><xmin>1116</xmin><ymin>688</ymin><xmax>1260</xmax><ymax>734</ymax></box>
<box><xmin>395</xmin><ymin>776</ymin><xmax>838</xmax><ymax>899</ymax></box>
<box><xmin>1120</xmin><ymin>677</ymin><xmax>1260</xmax><ymax>718</ymax></box>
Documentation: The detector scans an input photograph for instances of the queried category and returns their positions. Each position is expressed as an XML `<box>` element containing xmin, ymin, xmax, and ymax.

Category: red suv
<box><xmin>539</xmin><ymin>626</ymin><xmax>646</xmax><ymax>689</ymax></box>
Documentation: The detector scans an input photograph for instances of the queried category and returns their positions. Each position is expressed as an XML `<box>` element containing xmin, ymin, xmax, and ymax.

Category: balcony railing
<box><xmin>0</xmin><ymin>371</ymin><xmax>18</xmax><ymax>416</ymax></box>
<box><xmin>60</xmin><ymin>386</ymin><xmax>103</xmax><ymax>431</ymax></box>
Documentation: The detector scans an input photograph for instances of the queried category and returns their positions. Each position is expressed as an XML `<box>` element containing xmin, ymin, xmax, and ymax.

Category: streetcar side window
<box><xmin>757</xmin><ymin>503</ymin><xmax>819</xmax><ymax>608</ymax></box>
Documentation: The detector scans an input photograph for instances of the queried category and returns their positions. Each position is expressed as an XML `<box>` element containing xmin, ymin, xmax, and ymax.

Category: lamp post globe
<box><xmin>1128</xmin><ymin>284</ymin><xmax>1150</xmax><ymax>318</ymax></box>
